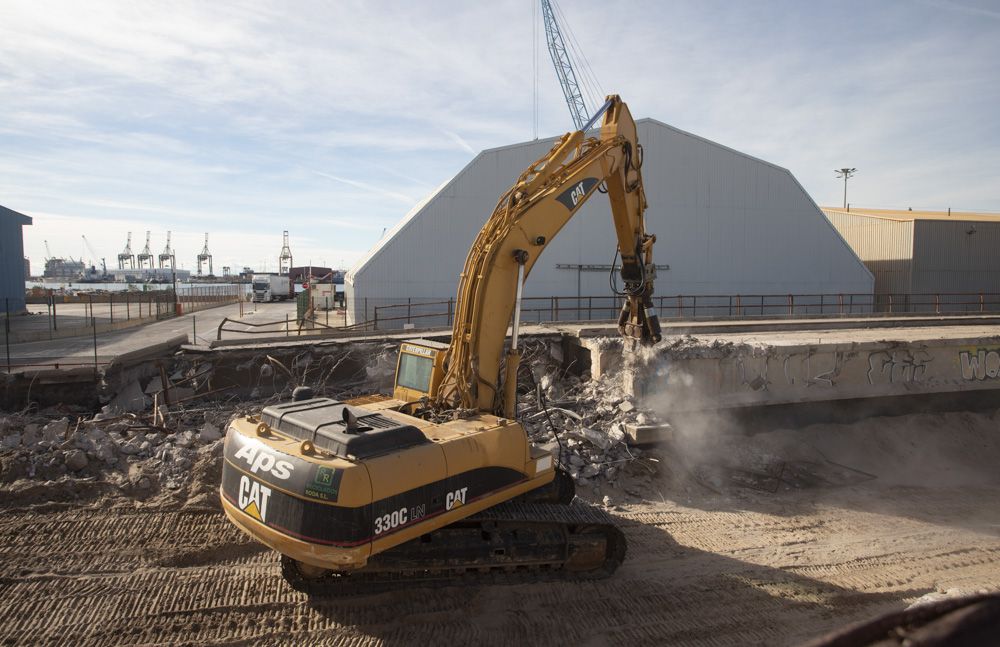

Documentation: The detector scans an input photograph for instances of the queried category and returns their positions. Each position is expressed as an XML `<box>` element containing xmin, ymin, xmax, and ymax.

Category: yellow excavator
<box><xmin>220</xmin><ymin>95</ymin><xmax>662</xmax><ymax>594</ymax></box>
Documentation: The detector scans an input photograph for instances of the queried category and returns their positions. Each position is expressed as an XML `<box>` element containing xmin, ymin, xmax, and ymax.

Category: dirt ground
<box><xmin>2</xmin><ymin>408</ymin><xmax>999</xmax><ymax>646</ymax></box>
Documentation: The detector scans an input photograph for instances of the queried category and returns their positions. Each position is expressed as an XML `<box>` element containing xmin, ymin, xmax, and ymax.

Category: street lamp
<box><xmin>835</xmin><ymin>168</ymin><xmax>857</xmax><ymax>209</ymax></box>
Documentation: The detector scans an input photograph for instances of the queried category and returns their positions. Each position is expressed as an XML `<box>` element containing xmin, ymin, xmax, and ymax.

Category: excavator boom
<box><xmin>438</xmin><ymin>95</ymin><xmax>661</xmax><ymax>415</ymax></box>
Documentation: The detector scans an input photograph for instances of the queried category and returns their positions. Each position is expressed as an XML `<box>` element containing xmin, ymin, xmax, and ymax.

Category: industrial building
<box><xmin>288</xmin><ymin>266</ymin><xmax>336</xmax><ymax>284</ymax></box>
<box><xmin>43</xmin><ymin>258</ymin><xmax>87</xmax><ymax>280</ymax></box>
<box><xmin>345</xmin><ymin>120</ymin><xmax>874</xmax><ymax>327</ymax></box>
<box><xmin>0</xmin><ymin>204</ymin><xmax>32</xmax><ymax>313</ymax></box>
<box><xmin>823</xmin><ymin>207</ymin><xmax>1000</xmax><ymax>311</ymax></box>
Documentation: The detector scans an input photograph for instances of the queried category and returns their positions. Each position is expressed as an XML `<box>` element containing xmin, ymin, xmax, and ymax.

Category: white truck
<box><xmin>251</xmin><ymin>274</ymin><xmax>290</xmax><ymax>302</ymax></box>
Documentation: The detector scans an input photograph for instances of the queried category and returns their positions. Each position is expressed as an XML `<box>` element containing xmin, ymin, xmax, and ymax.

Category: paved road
<box><xmin>13</xmin><ymin>300</ymin><xmax>170</xmax><ymax>333</ymax></box>
<box><xmin>3</xmin><ymin>302</ymin><xmax>298</xmax><ymax>369</ymax></box>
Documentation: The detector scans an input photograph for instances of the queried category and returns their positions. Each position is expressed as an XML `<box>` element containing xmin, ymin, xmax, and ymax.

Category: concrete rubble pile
<box><xmin>0</xmin><ymin>407</ymin><xmax>233</xmax><ymax>495</ymax></box>
<box><xmin>1</xmin><ymin>338</ymin><xmax>672</xmax><ymax>505</ymax></box>
<box><xmin>515</xmin><ymin>339</ymin><xmax>664</xmax><ymax>503</ymax></box>
<box><xmin>1</xmin><ymin>354</ymin><xmax>242</xmax><ymax>497</ymax></box>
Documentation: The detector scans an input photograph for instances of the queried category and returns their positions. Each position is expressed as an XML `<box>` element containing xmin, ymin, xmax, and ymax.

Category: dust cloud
<box><xmin>629</xmin><ymin>340</ymin><xmax>1000</xmax><ymax>493</ymax></box>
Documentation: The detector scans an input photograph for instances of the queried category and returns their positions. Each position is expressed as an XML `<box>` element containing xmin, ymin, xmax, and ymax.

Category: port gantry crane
<box><xmin>158</xmin><ymin>231</ymin><xmax>175</xmax><ymax>269</ymax></box>
<box><xmin>118</xmin><ymin>232</ymin><xmax>135</xmax><ymax>270</ymax></box>
<box><xmin>197</xmin><ymin>233</ymin><xmax>213</xmax><ymax>277</ymax></box>
<box><xmin>278</xmin><ymin>231</ymin><xmax>293</xmax><ymax>276</ymax></box>
<box><xmin>137</xmin><ymin>231</ymin><xmax>154</xmax><ymax>269</ymax></box>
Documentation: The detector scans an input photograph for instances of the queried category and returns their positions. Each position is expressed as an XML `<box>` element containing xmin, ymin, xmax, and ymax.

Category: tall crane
<box><xmin>44</xmin><ymin>240</ymin><xmax>52</xmax><ymax>262</ymax></box>
<box><xmin>197</xmin><ymin>233</ymin><xmax>213</xmax><ymax>276</ymax></box>
<box><xmin>279</xmin><ymin>231</ymin><xmax>293</xmax><ymax>275</ymax></box>
<box><xmin>118</xmin><ymin>232</ymin><xmax>135</xmax><ymax>269</ymax></box>
<box><xmin>540</xmin><ymin>0</ymin><xmax>589</xmax><ymax>130</ymax></box>
<box><xmin>82</xmin><ymin>235</ymin><xmax>107</xmax><ymax>277</ymax></box>
<box><xmin>137</xmin><ymin>231</ymin><xmax>153</xmax><ymax>268</ymax></box>
<box><xmin>159</xmin><ymin>231</ymin><xmax>175</xmax><ymax>269</ymax></box>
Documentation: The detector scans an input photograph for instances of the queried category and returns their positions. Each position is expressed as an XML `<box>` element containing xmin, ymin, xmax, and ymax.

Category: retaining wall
<box><xmin>612</xmin><ymin>335</ymin><xmax>1000</xmax><ymax>412</ymax></box>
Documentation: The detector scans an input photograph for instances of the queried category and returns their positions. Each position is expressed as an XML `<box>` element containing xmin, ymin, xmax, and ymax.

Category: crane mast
<box><xmin>82</xmin><ymin>235</ymin><xmax>107</xmax><ymax>276</ymax></box>
<box><xmin>540</xmin><ymin>0</ymin><xmax>589</xmax><ymax>130</ymax></box>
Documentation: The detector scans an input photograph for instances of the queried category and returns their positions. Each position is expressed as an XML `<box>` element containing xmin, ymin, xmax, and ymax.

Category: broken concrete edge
<box><xmin>582</xmin><ymin>333</ymin><xmax>1000</xmax><ymax>355</ymax></box>
<box><xmin>104</xmin><ymin>334</ymin><xmax>189</xmax><ymax>373</ymax></box>
<box><xmin>563</xmin><ymin>314</ymin><xmax>1000</xmax><ymax>339</ymax></box>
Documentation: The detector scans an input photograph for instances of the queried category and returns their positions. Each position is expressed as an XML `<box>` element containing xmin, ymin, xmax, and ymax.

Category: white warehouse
<box><xmin>345</xmin><ymin>119</ymin><xmax>873</xmax><ymax>328</ymax></box>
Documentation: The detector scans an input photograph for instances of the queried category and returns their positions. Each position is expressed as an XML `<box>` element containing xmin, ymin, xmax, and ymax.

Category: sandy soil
<box><xmin>2</xmin><ymin>411</ymin><xmax>1000</xmax><ymax>646</ymax></box>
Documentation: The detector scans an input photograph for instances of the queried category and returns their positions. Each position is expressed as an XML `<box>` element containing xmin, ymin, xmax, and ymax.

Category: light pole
<box><xmin>835</xmin><ymin>168</ymin><xmax>857</xmax><ymax>209</ymax></box>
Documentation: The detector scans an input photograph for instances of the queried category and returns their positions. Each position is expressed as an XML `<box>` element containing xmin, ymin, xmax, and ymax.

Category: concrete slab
<box><xmin>625</xmin><ymin>422</ymin><xmax>673</xmax><ymax>445</ymax></box>
<box><xmin>616</xmin><ymin>325</ymin><xmax>1000</xmax><ymax>412</ymax></box>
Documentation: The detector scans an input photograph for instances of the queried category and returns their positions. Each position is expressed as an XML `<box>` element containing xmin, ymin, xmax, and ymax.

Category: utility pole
<box><xmin>835</xmin><ymin>168</ymin><xmax>857</xmax><ymax>209</ymax></box>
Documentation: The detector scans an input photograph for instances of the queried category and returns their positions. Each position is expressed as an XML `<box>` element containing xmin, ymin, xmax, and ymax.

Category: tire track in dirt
<box><xmin>1</xmin><ymin>485</ymin><xmax>999</xmax><ymax>646</ymax></box>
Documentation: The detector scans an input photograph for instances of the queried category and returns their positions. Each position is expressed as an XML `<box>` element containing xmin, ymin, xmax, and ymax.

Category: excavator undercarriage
<box><xmin>281</xmin><ymin>499</ymin><xmax>626</xmax><ymax>596</ymax></box>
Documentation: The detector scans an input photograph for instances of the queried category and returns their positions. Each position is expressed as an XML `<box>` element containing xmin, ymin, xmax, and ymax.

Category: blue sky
<box><xmin>2</xmin><ymin>0</ymin><xmax>998</xmax><ymax>274</ymax></box>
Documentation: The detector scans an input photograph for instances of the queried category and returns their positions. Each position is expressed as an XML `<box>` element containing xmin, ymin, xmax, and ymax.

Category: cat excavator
<box><xmin>219</xmin><ymin>95</ymin><xmax>662</xmax><ymax>594</ymax></box>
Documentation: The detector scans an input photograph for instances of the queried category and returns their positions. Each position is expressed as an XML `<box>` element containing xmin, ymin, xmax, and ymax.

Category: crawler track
<box><xmin>281</xmin><ymin>501</ymin><xmax>627</xmax><ymax>596</ymax></box>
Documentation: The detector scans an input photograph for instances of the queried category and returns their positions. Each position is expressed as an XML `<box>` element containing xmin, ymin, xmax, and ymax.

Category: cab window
<box><xmin>396</xmin><ymin>353</ymin><xmax>433</xmax><ymax>393</ymax></box>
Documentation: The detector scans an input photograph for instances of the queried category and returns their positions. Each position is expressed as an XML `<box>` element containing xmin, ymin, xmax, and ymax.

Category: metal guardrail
<box><xmin>364</xmin><ymin>292</ymin><xmax>1000</xmax><ymax>329</ymax></box>
<box><xmin>17</xmin><ymin>287</ymin><xmax>242</xmax><ymax>339</ymax></box>
<box><xmin>215</xmin><ymin>314</ymin><xmax>374</xmax><ymax>340</ymax></box>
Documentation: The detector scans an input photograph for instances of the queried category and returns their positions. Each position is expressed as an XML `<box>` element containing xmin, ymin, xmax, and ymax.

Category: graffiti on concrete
<box><xmin>783</xmin><ymin>352</ymin><xmax>845</xmax><ymax>388</ymax></box>
<box><xmin>736</xmin><ymin>355</ymin><xmax>769</xmax><ymax>391</ymax></box>
<box><xmin>867</xmin><ymin>349</ymin><xmax>932</xmax><ymax>385</ymax></box>
<box><xmin>959</xmin><ymin>348</ymin><xmax>1000</xmax><ymax>381</ymax></box>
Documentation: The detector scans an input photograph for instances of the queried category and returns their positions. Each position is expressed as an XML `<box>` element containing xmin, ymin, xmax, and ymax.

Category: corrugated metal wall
<box><xmin>0</xmin><ymin>206</ymin><xmax>31</xmax><ymax>314</ymax></box>
<box><xmin>912</xmin><ymin>220</ymin><xmax>1000</xmax><ymax>296</ymax></box>
<box><xmin>824</xmin><ymin>212</ymin><xmax>913</xmax><ymax>296</ymax></box>
<box><xmin>346</xmin><ymin>120</ymin><xmax>874</xmax><ymax>327</ymax></box>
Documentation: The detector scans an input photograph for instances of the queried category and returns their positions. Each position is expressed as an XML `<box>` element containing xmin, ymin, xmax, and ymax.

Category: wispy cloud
<box><xmin>2</xmin><ymin>0</ymin><xmax>998</xmax><ymax>271</ymax></box>
<box><xmin>310</xmin><ymin>171</ymin><xmax>416</xmax><ymax>204</ymax></box>
<box><xmin>441</xmin><ymin>129</ymin><xmax>477</xmax><ymax>155</ymax></box>
<box><xmin>914</xmin><ymin>0</ymin><xmax>1000</xmax><ymax>20</ymax></box>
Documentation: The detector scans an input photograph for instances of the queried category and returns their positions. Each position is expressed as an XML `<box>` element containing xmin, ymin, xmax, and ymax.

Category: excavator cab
<box><xmin>392</xmin><ymin>339</ymin><xmax>448</xmax><ymax>402</ymax></box>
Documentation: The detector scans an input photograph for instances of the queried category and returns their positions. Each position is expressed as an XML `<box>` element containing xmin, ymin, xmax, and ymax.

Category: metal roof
<box><xmin>0</xmin><ymin>204</ymin><xmax>33</xmax><ymax>225</ymax></box>
<box><xmin>345</xmin><ymin>119</ymin><xmax>874</xmax><ymax>327</ymax></box>
<box><xmin>822</xmin><ymin>207</ymin><xmax>1000</xmax><ymax>223</ymax></box>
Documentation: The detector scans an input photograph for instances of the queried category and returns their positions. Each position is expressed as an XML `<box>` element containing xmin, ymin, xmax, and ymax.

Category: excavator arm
<box><xmin>437</xmin><ymin>95</ymin><xmax>662</xmax><ymax>416</ymax></box>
